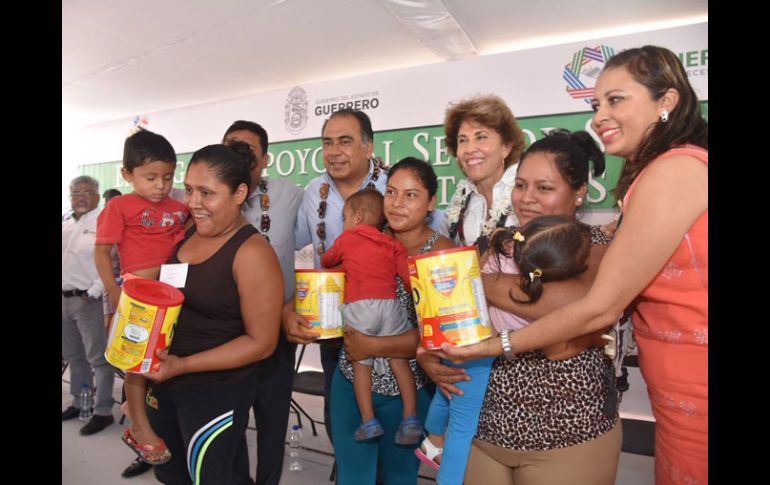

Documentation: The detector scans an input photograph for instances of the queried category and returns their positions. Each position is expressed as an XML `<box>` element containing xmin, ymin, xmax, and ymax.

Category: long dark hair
<box><xmin>520</xmin><ymin>130</ymin><xmax>605</xmax><ymax>190</ymax></box>
<box><xmin>388</xmin><ymin>157</ymin><xmax>438</xmax><ymax>198</ymax></box>
<box><xmin>490</xmin><ymin>215</ymin><xmax>591</xmax><ymax>303</ymax></box>
<box><xmin>189</xmin><ymin>142</ymin><xmax>254</xmax><ymax>195</ymax></box>
<box><xmin>602</xmin><ymin>46</ymin><xmax>708</xmax><ymax>200</ymax></box>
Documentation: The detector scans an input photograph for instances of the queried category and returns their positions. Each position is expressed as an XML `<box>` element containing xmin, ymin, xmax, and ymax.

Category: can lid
<box><xmin>122</xmin><ymin>278</ymin><xmax>185</xmax><ymax>306</ymax></box>
<box><xmin>408</xmin><ymin>245</ymin><xmax>478</xmax><ymax>262</ymax></box>
<box><xmin>295</xmin><ymin>269</ymin><xmax>345</xmax><ymax>274</ymax></box>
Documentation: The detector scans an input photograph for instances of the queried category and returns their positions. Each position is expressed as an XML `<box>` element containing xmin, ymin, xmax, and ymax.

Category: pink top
<box><xmin>482</xmin><ymin>253</ymin><xmax>529</xmax><ymax>332</ymax></box>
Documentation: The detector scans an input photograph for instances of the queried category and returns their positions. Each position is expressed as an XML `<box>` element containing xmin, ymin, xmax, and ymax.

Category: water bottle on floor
<box><xmin>288</xmin><ymin>424</ymin><xmax>303</xmax><ymax>471</ymax></box>
<box><xmin>79</xmin><ymin>384</ymin><xmax>94</xmax><ymax>421</ymax></box>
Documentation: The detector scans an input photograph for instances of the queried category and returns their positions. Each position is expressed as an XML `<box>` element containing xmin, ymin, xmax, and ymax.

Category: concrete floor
<box><xmin>62</xmin><ymin>366</ymin><xmax>654</xmax><ymax>484</ymax></box>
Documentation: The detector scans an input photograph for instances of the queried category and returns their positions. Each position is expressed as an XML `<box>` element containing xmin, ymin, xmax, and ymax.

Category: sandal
<box><xmin>414</xmin><ymin>436</ymin><xmax>442</xmax><ymax>471</ymax></box>
<box><xmin>354</xmin><ymin>418</ymin><xmax>384</xmax><ymax>442</ymax></box>
<box><xmin>395</xmin><ymin>415</ymin><xmax>422</xmax><ymax>445</ymax></box>
<box><xmin>121</xmin><ymin>428</ymin><xmax>172</xmax><ymax>465</ymax></box>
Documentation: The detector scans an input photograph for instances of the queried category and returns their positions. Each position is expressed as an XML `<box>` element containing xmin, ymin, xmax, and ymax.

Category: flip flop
<box><xmin>121</xmin><ymin>428</ymin><xmax>172</xmax><ymax>465</ymax></box>
<box><xmin>414</xmin><ymin>436</ymin><xmax>442</xmax><ymax>471</ymax></box>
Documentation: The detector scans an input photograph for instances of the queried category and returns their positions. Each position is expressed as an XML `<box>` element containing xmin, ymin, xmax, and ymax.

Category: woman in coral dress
<box><xmin>441</xmin><ymin>45</ymin><xmax>708</xmax><ymax>484</ymax></box>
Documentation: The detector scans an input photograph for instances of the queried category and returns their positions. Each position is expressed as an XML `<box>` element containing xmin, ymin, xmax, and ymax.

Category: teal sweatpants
<box><xmin>330</xmin><ymin>367</ymin><xmax>433</xmax><ymax>485</ymax></box>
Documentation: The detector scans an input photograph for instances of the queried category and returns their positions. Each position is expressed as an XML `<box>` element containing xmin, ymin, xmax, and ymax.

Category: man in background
<box><xmin>62</xmin><ymin>175</ymin><xmax>115</xmax><ymax>436</ymax></box>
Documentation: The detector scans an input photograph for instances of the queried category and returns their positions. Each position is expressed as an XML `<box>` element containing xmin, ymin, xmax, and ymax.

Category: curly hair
<box><xmin>444</xmin><ymin>94</ymin><xmax>526</xmax><ymax>168</ymax></box>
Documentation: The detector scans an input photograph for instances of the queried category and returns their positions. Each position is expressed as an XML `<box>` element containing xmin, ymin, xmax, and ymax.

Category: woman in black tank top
<box><xmin>145</xmin><ymin>143</ymin><xmax>283</xmax><ymax>485</ymax></box>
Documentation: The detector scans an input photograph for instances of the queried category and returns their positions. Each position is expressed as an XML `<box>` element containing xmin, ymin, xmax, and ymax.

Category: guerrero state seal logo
<box><xmin>285</xmin><ymin>86</ymin><xmax>308</xmax><ymax>135</ymax></box>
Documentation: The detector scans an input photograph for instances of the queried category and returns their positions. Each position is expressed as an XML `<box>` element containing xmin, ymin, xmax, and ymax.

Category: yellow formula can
<box><xmin>295</xmin><ymin>269</ymin><xmax>345</xmax><ymax>339</ymax></box>
<box><xmin>408</xmin><ymin>246</ymin><xmax>492</xmax><ymax>349</ymax></box>
<box><xmin>105</xmin><ymin>278</ymin><xmax>184</xmax><ymax>373</ymax></box>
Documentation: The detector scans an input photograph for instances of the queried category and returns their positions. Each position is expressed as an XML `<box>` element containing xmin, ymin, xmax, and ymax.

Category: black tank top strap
<box><xmin>212</xmin><ymin>224</ymin><xmax>259</xmax><ymax>264</ymax></box>
<box><xmin>170</xmin><ymin>224</ymin><xmax>258</xmax><ymax>264</ymax></box>
<box><xmin>183</xmin><ymin>224</ymin><xmax>197</xmax><ymax>240</ymax></box>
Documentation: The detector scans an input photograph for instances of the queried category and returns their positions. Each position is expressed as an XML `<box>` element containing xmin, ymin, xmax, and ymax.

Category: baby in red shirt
<box><xmin>321</xmin><ymin>188</ymin><xmax>422</xmax><ymax>445</ymax></box>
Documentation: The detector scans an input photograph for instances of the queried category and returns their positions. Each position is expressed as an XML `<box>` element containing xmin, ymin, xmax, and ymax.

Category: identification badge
<box><xmin>160</xmin><ymin>263</ymin><xmax>188</xmax><ymax>288</ymax></box>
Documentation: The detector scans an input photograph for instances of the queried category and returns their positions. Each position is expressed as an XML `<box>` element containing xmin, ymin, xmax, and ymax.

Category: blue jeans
<box><xmin>331</xmin><ymin>367</ymin><xmax>432</xmax><ymax>485</ymax></box>
<box><xmin>424</xmin><ymin>357</ymin><xmax>494</xmax><ymax>485</ymax></box>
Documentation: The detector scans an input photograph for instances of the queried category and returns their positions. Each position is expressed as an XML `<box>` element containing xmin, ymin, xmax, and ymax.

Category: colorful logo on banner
<box><xmin>563</xmin><ymin>45</ymin><xmax>615</xmax><ymax>105</ymax></box>
<box><xmin>285</xmin><ymin>86</ymin><xmax>308</xmax><ymax>135</ymax></box>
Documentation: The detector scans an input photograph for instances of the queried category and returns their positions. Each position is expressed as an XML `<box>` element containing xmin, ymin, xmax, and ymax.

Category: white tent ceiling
<box><xmin>63</xmin><ymin>0</ymin><xmax>708</xmax><ymax>129</ymax></box>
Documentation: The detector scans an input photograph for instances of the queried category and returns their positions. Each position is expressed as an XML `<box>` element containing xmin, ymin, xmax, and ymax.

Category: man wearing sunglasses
<box><xmin>224</xmin><ymin>120</ymin><xmax>303</xmax><ymax>485</ymax></box>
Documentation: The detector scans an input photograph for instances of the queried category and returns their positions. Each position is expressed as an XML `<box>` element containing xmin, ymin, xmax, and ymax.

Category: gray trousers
<box><xmin>61</xmin><ymin>295</ymin><xmax>115</xmax><ymax>416</ymax></box>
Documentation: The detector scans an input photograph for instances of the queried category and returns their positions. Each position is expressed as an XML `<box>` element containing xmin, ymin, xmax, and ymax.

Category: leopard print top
<box><xmin>337</xmin><ymin>231</ymin><xmax>440</xmax><ymax>396</ymax></box>
<box><xmin>475</xmin><ymin>348</ymin><xmax>616</xmax><ymax>450</ymax></box>
<box><xmin>475</xmin><ymin>224</ymin><xmax>617</xmax><ymax>450</ymax></box>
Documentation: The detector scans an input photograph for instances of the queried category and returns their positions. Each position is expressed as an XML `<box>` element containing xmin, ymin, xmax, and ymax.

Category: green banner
<box><xmin>80</xmin><ymin>102</ymin><xmax>708</xmax><ymax>210</ymax></box>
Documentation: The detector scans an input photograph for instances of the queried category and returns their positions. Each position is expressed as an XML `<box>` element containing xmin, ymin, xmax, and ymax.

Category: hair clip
<box><xmin>529</xmin><ymin>268</ymin><xmax>542</xmax><ymax>281</ymax></box>
<box><xmin>512</xmin><ymin>231</ymin><xmax>525</xmax><ymax>242</ymax></box>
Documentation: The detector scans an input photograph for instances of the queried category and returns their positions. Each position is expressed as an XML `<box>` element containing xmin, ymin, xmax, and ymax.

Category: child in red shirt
<box><xmin>321</xmin><ymin>188</ymin><xmax>422</xmax><ymax>444</ymax></box>
<box><xmin>95</xmin><ymin>129</ymin><xmax>189</xmax><ymax>465</ymax></box>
